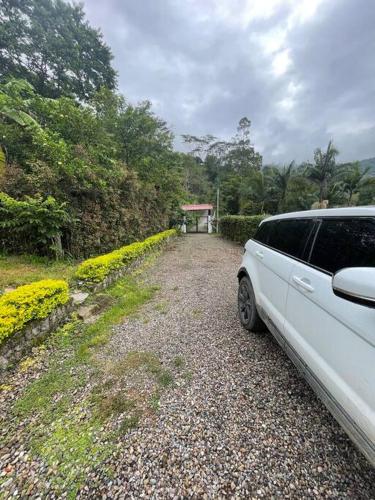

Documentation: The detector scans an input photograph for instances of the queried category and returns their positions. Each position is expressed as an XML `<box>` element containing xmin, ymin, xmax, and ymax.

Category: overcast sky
<box><xmin>82</xmin><ymin>0</ymin><xmax>375</xmax><ymax>164</ymax></box>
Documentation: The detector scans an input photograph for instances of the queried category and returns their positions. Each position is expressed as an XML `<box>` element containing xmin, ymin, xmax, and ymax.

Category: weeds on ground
<box><xmin>173</xmin><ymin>356</ymin><xmax>185</xmax><ymax>369</ymax></box>
<box><xmin>9</xmin><ymin>261</ymin><xmax>175</xmax><ymax>496</ymax></box>
<box><xmin>154</xmin><ymin>300</ymin><xmax>169</xmax><ymax>314</ymax></box>
<box><xmin>191</xmin><ymin>308</ymin><xmax>202</xmax><ymax>317</ymax></box>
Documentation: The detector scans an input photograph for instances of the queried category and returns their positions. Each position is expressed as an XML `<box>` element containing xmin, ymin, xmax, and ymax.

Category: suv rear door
<box><xmin>284</xmin><ymin>217</ymin><xmax>375</xmax><ymax>452</ymax></box>
<box><xmin>251</xmin><ymin>218</ymin><xmax>313</xmax><ymax>334</ymax></box>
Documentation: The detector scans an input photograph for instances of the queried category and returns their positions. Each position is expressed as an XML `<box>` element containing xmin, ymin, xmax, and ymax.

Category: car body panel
<box><xmin>285</xmin><ymin>261</ymin><xmax>375</xmax><ymax>443</ymax></box>
<box><xmin>245</xmin><ymin>239</ymin><xmax>293</xmax><ymax>334</ymax></box>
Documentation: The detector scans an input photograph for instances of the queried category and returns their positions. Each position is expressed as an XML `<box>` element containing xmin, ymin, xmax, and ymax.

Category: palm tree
<box><xmin>306</xmin><ymin>141</ymin><xmax>339</xmax><ymax>204</ymax></box>
<box><xmin>341</xmin><ymin>162</ymin><xmax>371</xmax><ymax>205</ymax></box>
<box><xmin>274</xmin><ymin>161</ymin><xmax>294</xmax><ymax>211</ymax></box>
<box><xmin>240</xmin><ymin>168</ymin><xmax>276</xmax><ymax>214</ymax></box>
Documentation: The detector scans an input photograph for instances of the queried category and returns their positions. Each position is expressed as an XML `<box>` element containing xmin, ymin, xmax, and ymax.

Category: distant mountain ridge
<box><xmin>359</xmin><ymin>157</ymin><xmax>375</xmax><ymax>176</ymax></box>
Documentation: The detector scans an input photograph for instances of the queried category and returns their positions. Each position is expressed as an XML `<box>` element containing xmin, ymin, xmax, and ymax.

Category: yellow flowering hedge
<box><xmin>0</xmin><ymin>280</ymin><xmax>69</xmax><ymax>345</ymax></box>
<box><xmin>75</xmin><ymin>229</ymin><xmax>177</xmax><ymax>283</ymax></box>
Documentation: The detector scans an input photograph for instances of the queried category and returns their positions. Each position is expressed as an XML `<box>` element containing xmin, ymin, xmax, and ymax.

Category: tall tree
<box><xmin>182</xmin><ymin>118</ymin><xmax>262</xmax><ymax>213</ymax></box>
<box><xmin>0</xmin><ymin>0</ymin><xmax>117</xmax><ymax>100</ymax></box>
<box><xmin>306</xmin><ymin>140</ymin><xmax>339</xmax><ymax>203</ymax></box>
<box><xmin>274</xmin><ymin>161</ymin><xmax>295</xmax><ymax>211</ymax></box>
<box><xmin>224</xmin><ymin>117</ymin><xmax>262</xmax><ymax>175</ymax></box>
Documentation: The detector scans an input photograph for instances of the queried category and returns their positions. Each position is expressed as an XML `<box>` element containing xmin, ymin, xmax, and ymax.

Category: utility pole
<box><xmin>216</xmin><ymin>186</ymin><xmax>220</xmax><ymax>233</ymax></box>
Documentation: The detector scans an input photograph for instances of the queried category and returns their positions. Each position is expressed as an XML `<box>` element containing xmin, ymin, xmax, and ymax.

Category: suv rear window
<box><xmin>253</xmin><ymin>221</ymin><xmax>271</xmax><ymax>244</ymax></box>
<box><xmin>267</xmin><ymin>219</ymin><xmax>313</xmax><ymax>259</ymax></box>
<box><xmin>254</xmin><ymin>218</ymin><xmax>313</xmax><ymax>259</ymax></box>
<box><xmin>310</xmin><ymin>217</ymin><xmax>375</xmax><ymax>274</ymax></box>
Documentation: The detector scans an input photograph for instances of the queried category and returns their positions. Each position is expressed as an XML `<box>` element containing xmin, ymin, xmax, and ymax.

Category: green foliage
<box><xmin>358</xmin><ymin>178</ymin><xmax>375</xmax><ymax>205</ymax></box>
<box><xmin>0</xmin><ymin>0</ymin><xmax>116</xmax><ymax>100</ymax></box>
<box><xmin>34</xmin><ymin>414</ymin><xmax>112</xmax><ymax>496</ymax></box>
<box><xmin>76</xmin><ymin>278</ymin><xmax>157</xmax><ymax>359</ymax></box>
<box><xmin>182</xmin><ymin>117</ymin><xmax>263</xmax><ymax>214</ymax></box>
<box><xmin>305</xmin><ymin>140</ymin><xmax>339</xmax><ymax>203</ymax></box>
<box><xmin>0</xmin><ymin>192</ymin><xmax>71</xmax><ymax>257</ymax></box>
<box><xmin>75</xmin><ymin>229</ymin><xmax>176</xmax><ymax>284</ymax></box>
<box><xmin>283</xmin><ymin>174</ymin><xmax>317</xmax><ymax>212</ymax></box>
<box><xmin>0</xmin><ymin>279</ymin><xmax>69</xmax><ymax>344</ymax></box>
<box><xmin>220</xmin><ymin>215</ymin><xmax>269</xmax><ymax>244</ymax></box>
<box><xmin>184</xmin><ymin>129</ymin><xmax>375</xmax><ymax>215</ymax></box>
<box><xmin>0</xmin><ymin>145</ymin><xmax>5</xmax><ymax>178</ymax></box>
<box><xmin>0</xmin><ymin>78</ymin><xmax>186</xmax><ymax>257</ymax></box>
<box><xmin>339</xmin><ymin>162</ymin><xmax>371</xmax><ymax>205</ymax></box>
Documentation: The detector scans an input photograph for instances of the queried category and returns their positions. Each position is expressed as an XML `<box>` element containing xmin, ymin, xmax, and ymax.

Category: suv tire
<box><xmin>238</xmin><ymin>276</ymin><xmax>265</xmax><ymax>332</ymax></box>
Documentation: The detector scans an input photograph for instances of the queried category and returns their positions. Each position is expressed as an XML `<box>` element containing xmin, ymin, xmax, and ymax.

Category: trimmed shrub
<box><xmin>0</xmin><ymin>279</ymin><xmax>69</xmax><ymax>344</ymax></box>
<box><xmin>74</xmin><ymin>229</ymin><xmax>177</xmax><ymax>283</ymax></box>
<box><xmin>220</xmin><ymin>215</ymin><xmax>269</xmax><ymax>244</ymax></box>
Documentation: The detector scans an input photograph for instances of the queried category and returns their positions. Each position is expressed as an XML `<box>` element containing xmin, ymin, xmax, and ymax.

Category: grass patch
<box><xmin>154</xmin><ymin>300</ymin><xmax>168</xmax><ymax>314</ymax></box>
<box><xmin>191</xmin><ymin>308</ymin><xmax>202</xmax><ymax>317</ymax></box>
<box><xmin>109</xmin><ymin>351</ymin><xmax>174</xmax><ymax>387</ymax></box>
<box><xmin>15</xmin><ymin>360</ymin><xmax>87</xmax><ymax>422</ymax></box>
<box><xmin>95</xmin><ymin>392</ymin><xmax>136</xmax><ymax>420</ymax></box>
<box><xmin>149</xmin><ymin>391</ymin><xmax>161</xmax><ymax>411</ymax></box>
<box><xmin>77</xmin><ymin>278</ymin><xmax>157</xmax><ymax>359</ymax></box>
<box><xmin>31</xmin><ymin>409</ymin><xmax>113</xmax><ymax>498</ymax></box>
<box><xmin>119</xmin><ymin>414</ymin><xmax>140</xmax><ymax>433</ymax></box>
<box><xmin>15</xmin><ymin>276</ymin><xmax>157</xmax><ymax>422</ymax></box>
<box><xmin>173</xmin><ymin>356</ymin><xmax>185</xmax><ymax>369</ymax></box>
<box><xmin>0</xmin><ymin>254</ymin><xmax>76</xmax><ymax>291</ymax></box>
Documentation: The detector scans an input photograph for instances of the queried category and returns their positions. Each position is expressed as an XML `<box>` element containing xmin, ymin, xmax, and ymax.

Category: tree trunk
<box><xmin>51</xmin><ymin>234</ymin><xmax>64</xmax><ymax>260</ymax></box>
<box><xmin>320</xmin><ymin>179</ymin><xmax>327</xmax><ymax>203</ymax></box>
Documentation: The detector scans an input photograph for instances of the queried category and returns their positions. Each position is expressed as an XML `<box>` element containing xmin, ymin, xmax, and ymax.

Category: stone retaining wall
<box><xmin>0</xmin><ymin>300</ymin><xmax>75</xmax><ymax>370</ymax></box>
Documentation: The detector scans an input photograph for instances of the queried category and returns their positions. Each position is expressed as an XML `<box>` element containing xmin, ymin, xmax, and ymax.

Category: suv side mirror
<box><xmin>332</xmin><ymin>267</ymin><xmax>375</xmax><ymax>308</ymax></box>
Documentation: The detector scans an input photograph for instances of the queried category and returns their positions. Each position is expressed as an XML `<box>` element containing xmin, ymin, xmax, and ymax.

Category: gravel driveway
<box><xmin>85</xmin><ymin>234</ymin><xmax>375</xmax><ymax>498</ymax></box>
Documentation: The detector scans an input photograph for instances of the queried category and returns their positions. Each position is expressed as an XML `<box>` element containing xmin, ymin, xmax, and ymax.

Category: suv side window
<box><xmin>253</xmin><ymin>221</ymin><xmax>271</xmax><ymax>244</ymax></box>
<box><xmin>267</xmin><ymin>219</ymin><xmax>313</xmax><ymax>259</ymax></box>
<box><xmin>309</xmin><ymin>217</ymin><xmax>375</xmax><ymax>274</ymax></box>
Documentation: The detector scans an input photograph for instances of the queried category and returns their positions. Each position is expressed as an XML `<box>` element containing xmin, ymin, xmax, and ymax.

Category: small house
<box><xmin>180</xmin><ymin>204</ymin><xmax>214</xmax><ymax>233</ymax></box>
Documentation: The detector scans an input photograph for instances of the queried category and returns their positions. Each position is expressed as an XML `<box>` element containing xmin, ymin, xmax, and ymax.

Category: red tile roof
<box><xmin>181</xmin><ymin>204</ymin><xmax>213</xmax><ymax>211</ymax></box>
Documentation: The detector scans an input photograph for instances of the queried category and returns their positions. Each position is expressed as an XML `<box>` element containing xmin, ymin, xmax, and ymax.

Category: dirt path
<box><xmin>84</xmin><ymin>234</ymin><xmax>374</xmax><ymax>498</ymax></box>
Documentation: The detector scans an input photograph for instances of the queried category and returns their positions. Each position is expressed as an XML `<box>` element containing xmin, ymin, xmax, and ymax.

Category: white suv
<box><xmin>237</xmin><ymin>207</ymin><xmax>375</xmax><ymax>465</ymax></box>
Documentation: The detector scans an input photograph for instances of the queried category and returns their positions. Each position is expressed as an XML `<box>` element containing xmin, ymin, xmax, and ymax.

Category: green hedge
<box><xmin>74</xmin><ymin>229</ymin><xmax>177</xmax><ymax>284</ymax></box>
<box><xmin>220</xmin><ymin>215</ymin><xmax>269</xmax><ymax>244</ymax></box>
<box><xmin>0</xmin><ymin>279</ymin><xmax>69</xmax><ymax>344</ymax></box>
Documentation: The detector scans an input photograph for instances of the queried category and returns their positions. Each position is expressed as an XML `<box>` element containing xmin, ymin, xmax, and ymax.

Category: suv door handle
<box><xmin>255</xmin><ymin>250</ymin><xmax>264</xmax><ymax>260</ymax></box>
<box><xmin>292</xmin><ymin>276</ymin><xmax>314</xmax><ymax>293</ymax></box>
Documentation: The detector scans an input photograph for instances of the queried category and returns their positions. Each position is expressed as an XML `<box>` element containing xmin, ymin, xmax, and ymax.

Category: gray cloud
<box><xmin>82</xmin><ymin>0</ymin><xmax>375</xmax><ymax>164</ymax></box>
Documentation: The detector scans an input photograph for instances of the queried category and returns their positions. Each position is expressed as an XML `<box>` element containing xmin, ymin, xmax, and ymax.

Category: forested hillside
<box><xmin>359</xmin><ymin>158</ymin><xmax>375</xmax><ymax>176</ymax></box>
<box><xmin>183</xmin><ymin>131</ymin><xmax>375</xmax><ymax>215</ymax></box>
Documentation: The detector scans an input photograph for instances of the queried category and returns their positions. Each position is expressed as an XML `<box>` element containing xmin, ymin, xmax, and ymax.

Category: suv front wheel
<box><xmin>238</xmin><ymin>276</ymin><xmax>265</xmax><ymax>332</ymax></box>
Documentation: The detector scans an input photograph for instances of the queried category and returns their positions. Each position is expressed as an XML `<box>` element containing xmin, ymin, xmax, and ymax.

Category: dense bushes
<box><xmin>220</xmin><ymin>215</ymin><xmax>268</xmax><ymax>244</ymax></box>
<box><xmin>0</xmin><ymin>80</ymin><xmax>185</xmax><ymax>258</ymax></box>
<box><xmin>75</xmin><ymin>229</ymin><xmax>176</xmax><ymax>283</ymax></box>
<box><xmin>0</xmin><ymin>193</ymin><xmax>70</xmax><ymax>257</ymax></box>
<box><xmin>0</xmin><ymin>280</ymin><xmax>69</xmax><ymax>344</ymax></box>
